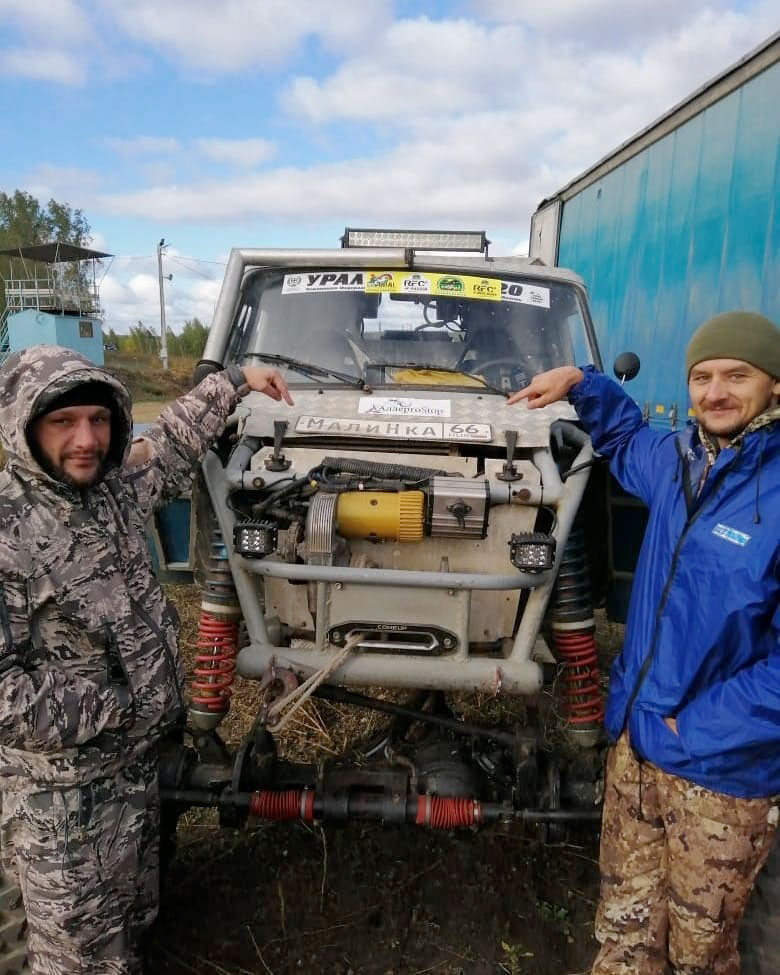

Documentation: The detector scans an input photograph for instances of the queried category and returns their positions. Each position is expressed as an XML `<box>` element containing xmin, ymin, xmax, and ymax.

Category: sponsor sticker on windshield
<box><xmin>500</xmin><ymin>281</ymin><xmax>551</xmax><ymax>308</ymax></box>
<box><xmin>283</xmin><ymin>271</ymin><xmax>366</xmax><ymax>293</ymax></box>
<box><xmin>282</xmin><ymin>270</ymin><xmax>550</xmax><ymax>308</ymax></box>
<box><xmin>358</xmin><ymin>397</ymin><xmax>451</xmax><ymax>417</ymax></box>
<box><xmin>295</xmin><ymin>415</ymin><xmax>492</xmax><ymax>442</ymax></box>
<box><xmin>364</xmin><ymin>271</ymin><xmax>502</xmax><ymax>301</ymax></box>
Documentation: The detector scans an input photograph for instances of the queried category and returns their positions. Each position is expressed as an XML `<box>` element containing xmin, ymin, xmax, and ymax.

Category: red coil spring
<box><xmin>551</xmin><ymin>628</ymin><xmax>604</xmax><ymax>725</ymax></box>
<box><xmin>190</xmin><ymin>612</ymin><xmax>238</xmax><ymax>713</ymax></box>
<box><xmin>250</xmin><ymin>790</ymin><xmax>315</xmax><ymax>822</ymax></box>
<box><xmin>415</xmin><ymin>796</ymin><xmax>482</xmax><ymax>829</ymax></box>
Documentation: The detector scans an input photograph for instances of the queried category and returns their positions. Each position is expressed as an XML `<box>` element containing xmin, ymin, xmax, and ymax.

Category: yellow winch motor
<box><xmin>335</xmin><ymin>491</ymin><xmax>425</xmax><ymax>542</ymax></box>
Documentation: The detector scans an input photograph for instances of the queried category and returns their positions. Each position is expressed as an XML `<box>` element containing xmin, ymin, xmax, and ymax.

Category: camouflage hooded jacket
<box><xmin>0</xmin><ymin>345</ymin><xmax>242</xmax><ymax>793</ymax></box>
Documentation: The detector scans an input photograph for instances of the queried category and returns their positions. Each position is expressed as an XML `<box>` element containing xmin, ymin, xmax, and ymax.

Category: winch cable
<box><xmin>266</xmin><ymin>632</ymin><xmax>363</xmax><ymax>733</ymax></box>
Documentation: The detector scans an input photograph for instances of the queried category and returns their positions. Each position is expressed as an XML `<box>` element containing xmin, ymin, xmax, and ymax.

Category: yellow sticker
<box><xmin>655</xmin><ymin>405</ymin><xmax>665</xmax><ymax>414</ymax></box>
<box><xmin>364</xmin><ymin>270</ymin><xmax>503</xmax><ymax>301</ymax></box>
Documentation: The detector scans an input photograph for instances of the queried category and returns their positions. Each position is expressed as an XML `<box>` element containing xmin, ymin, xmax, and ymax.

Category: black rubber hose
<box><xmin>320</xmin><ymin>456</ymin><xmax>454</xmax><ymax>481</ymax></box>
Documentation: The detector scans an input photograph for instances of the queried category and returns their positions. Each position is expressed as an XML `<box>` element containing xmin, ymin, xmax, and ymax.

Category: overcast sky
<box><xmin>1</xmin><ymin>0</ymin><xmax>776</xmax><ymax>334</ymax></box>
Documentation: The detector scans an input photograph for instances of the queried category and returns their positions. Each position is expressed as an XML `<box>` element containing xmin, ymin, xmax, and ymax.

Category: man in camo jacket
<box><xmin>0</xmin><ymin>344</ymin><xmax>292</xmax><ymax>974</ymax></box>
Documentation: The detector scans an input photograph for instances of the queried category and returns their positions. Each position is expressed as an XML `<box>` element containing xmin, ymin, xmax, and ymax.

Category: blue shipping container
<box><xmin>530</xmin><ymin>34</ymin><xmax>779</xmax><ymax>428</ymax></box>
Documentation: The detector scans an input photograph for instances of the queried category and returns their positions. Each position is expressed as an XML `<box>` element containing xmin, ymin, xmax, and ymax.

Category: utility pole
<box><xmin>157</xmin><ymin>238</ymin><xmax>171</xmax><ymax>370</ymax></box>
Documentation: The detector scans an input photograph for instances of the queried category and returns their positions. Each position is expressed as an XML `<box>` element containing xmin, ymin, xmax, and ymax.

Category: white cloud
<box><xmin>282</xmin><ymin>17</ymin><xmax>526</xmax><ymax>122</ymax></box>
<box><xmin>0</xmin><ymin>0</ymin><xmax>91</xmax><ymax>43</ymax></box>
<box><xmin>282</xmin><ymin>8</ymin><xmax>775</xmax><ymax>128</ymax></box>
<box><xmin>100</xmin><ymin>253</ymin><xmax>223</xmax><ymax>334</ymax></box>
<box><xmin>24</xmin><ymin>163</ymin><xmax>103</xmax><ymax>203</ymax></box>
<box><xmin>97</xmin><ymin>7</ymin><xmax>774</xmax><ymax>234</ymax></box>
<box><xmin>142</xmin><ymin>162</ymin><xmax>179</xmax><ymax>186</ymax></box>
<box><xmin>474</xmin><ymin>0</ymin><xmax>736</xmax><ymax>46</ymax></box>
<box><xmin>104</xmin><ymin>135</ymin><xmax>181</xmax><ymax>156</ymax></box>
<box><xmin>100</xmin><ymin>0</ymin><xmax>393</xmax><ymax>74</ymax></box>
<box><xmin>97</xmin><ymin>136</ymin><xmax>542</xmax><ymax>231</ymax></box>
<box><xmin>0</xmin><ymin>46</ymin><xmax>85</xmax><ymax>83</ymax></box>
<box><xmin>89</xmin><ymin>229</ymin><xmax>109</xmax><ymax>252</ymax></box>
<box><xmin>196</xmin><ymin>137</ymin><xmax>276</xmax><ymax>167</ymax></box>
<box><xmin>0</xmin><ymin>0</ymin><xmax>96</xmax><ymax>82</ymax></box>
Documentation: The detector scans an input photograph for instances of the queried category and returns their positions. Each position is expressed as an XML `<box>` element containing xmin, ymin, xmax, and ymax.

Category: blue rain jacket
<box><xmin>569</xmin><ymin>366</ymin><xmax>779</xmax><ymax>798</ymax></box>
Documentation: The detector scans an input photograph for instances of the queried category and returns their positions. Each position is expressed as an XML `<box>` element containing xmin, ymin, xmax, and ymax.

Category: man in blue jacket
<box><xmin>508</xmin><ymin>311</ymin><xmax>779</xmax><ymax>975</ymax></box>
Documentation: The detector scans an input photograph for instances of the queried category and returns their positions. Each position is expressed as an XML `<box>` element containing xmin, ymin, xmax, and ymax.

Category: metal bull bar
<box><xmin>201</xmin><ymin>430</ymin><xmax>593</xmax><ymax>696</ymax></box>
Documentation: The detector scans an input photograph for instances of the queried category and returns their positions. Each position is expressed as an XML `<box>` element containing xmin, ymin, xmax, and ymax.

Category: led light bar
<box><xmin>342</xmin><ymin>227</ymin><xmax>488</xmax><ymax>254</ymax></box>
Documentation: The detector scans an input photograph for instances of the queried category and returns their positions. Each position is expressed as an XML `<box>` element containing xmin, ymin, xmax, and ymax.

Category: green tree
<box><xmin>0</xmin><ymin>190</ymin><xmax>93</xmax><ymax>316</ymax></box>
<box><xmin>127</xmin><ymin>322</ymin><xmax>160</xmax><ymax>357</ymax></box>
<box><xmin>178</xmin><ymin>317</ymin><xmax>209</xmax><ymax>358</ymax></box>
<box><xmin>104</xmin><ymin>326</ymin><xmax>133</xmax><ymax>354</ymax></box>
<box><xmin>0</xmin><ymin>190</ymin><xmax>90</xmax><ymax>255</ymax></box>
<box><xmin>165</xmin><ymin>328</ymin><xmax>182</xmax><ymax>358</ymax></box>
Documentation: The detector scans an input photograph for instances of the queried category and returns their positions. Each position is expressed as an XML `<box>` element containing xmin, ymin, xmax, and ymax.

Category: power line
<box><xmin>105</xmin><ymin>254</ymin><xmax>227</xmax><ymax>266</ymax></box>
<box><xmin>167</xmin><ymin>255</ymin><xmax>220</xmax><ymax>280</ymax></box>
<box><xmin>176</xmin><ymin>255</ymin><xmax>227</xmax><ymax>266</ymax></box>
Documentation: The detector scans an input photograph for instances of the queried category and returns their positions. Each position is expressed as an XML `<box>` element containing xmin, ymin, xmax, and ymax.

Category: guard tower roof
<box><xmin>0</xmin><ymin>242</ymin><xmax>112</xmax><ymax>263</ymax></box>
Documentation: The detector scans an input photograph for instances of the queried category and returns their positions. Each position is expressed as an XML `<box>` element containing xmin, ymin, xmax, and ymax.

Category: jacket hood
<box><xmin>0</xmin><ymin>344</ymin><xmax>133</xmax><ymax>483</ymax></box>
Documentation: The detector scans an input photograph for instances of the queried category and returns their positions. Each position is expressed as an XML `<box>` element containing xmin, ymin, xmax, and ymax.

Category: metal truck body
<box><xmin>529</xmin><ymin>32</ymin><xmax>779</xmax><ymax>430</ymax></box>
<box><xmin>149</xmin><ymin>229</ymin><xmax>622</xmax><ymax>830</ymax></box>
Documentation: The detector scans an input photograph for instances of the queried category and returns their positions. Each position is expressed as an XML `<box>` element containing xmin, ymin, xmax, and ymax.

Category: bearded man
<box><xmin>508</xmin><ymin>311</ymin><xmax>780</xmax><ymax>975</ymax></box>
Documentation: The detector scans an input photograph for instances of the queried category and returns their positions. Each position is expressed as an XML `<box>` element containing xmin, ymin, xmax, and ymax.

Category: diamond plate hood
<box><xmin>240</xmin><ymin>386</ymin><xmax>577</xmax><ymax>448</ymax></box>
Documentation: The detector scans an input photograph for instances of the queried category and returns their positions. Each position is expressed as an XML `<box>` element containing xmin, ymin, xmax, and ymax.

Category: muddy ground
<box><xmin>146</xmin><ymin>587</ymin><xmax>617</xmax><ymax>975</ymax></box>
<box><xmin>149</xmin><ymin>811</ymin><xmax>600</xmax><ymax>975</ymax></box>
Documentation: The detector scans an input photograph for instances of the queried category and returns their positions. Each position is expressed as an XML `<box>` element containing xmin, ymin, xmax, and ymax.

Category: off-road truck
<box><xmin>165</xmin><ymin>227</ymin><xmax>624</xmax><ymax>827</ymax></box>
<box><xmin>0</xmin><ymin>229</ymin><xmax>775</xmax><ymax>974</ymax></box>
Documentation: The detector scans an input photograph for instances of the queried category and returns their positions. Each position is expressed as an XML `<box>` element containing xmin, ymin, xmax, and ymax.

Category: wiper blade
<box><xmin>367</xmin><ymin>362</ymin><xmax>508</xmax><ymax>398</ymax></box>
<box><xmin>245</xmin><ymin>353</ymin><xmax>365</xmax><ymax>389</ymax></box>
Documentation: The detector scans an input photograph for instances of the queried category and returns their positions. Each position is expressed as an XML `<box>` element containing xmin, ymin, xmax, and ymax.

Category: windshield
<box><xmin>229</xmin><ymin>268</ymin><xmax>596</xmax><ymax>391</ymax></box>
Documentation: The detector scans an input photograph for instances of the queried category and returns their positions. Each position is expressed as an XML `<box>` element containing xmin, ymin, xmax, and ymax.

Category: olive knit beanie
<box><xmin>686</xmin><ymin>311</ymin><xmax>780</xmax><ymax>379</ymax></box>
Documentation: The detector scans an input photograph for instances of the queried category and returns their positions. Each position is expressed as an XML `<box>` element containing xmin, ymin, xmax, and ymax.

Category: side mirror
<box><xmin>613</xmin><ymin>352</ymin><xmax>640</xmax><ymax>384</ymax></box>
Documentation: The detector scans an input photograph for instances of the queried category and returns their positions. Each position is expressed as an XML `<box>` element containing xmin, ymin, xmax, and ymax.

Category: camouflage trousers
<box><xmin>591</xmin><ymin>732</ymin><xmax>778</xmax><ymax>975</ymax></box>
<box><xmin>0</xmin><ymin>758</ymin><xmax>160</xmax><ymax>975</ymax></box>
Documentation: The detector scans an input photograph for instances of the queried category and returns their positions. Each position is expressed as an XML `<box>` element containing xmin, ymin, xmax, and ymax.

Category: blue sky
<box><xmin>1</xmin><ymin>0</ymin><xmax>775</xmax><ymax>333</ymax></box>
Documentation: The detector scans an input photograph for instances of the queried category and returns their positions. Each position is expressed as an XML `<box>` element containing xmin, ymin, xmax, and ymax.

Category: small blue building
<box><xmin>0</xmin><ymin>242</ymin><xmax>112</xmax><ymax>366</ymax></box>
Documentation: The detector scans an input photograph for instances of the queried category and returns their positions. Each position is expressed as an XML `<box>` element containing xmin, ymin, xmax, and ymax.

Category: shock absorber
<box><xmin>188</xmin><ymin>522</ymin><xmax>241</xmax><ymax>732</ymax></box>
<box><xmin>549</xmin><ymin>524</ymin><xmax>604</xmax><ymax>743</ymax></box>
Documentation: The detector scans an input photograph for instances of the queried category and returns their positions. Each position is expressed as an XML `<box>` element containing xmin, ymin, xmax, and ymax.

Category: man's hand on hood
<box><xmin>240</xmin><ymin>367</ymin><xmax>294</xmax><ymax>405</ymax></box>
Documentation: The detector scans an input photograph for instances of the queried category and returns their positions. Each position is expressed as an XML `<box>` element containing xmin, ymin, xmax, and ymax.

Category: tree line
<box><xmin>0</xmin><ymin>191</ymin><xmax>92</xmax><ymax>311</ymax></box>
<box><xmin>104</xmin><ymin>319</ymin><xmax>209</xmax><ymax>359</ymax></box>
<box><xmin>1</xmin><ymin>190</ymin><xmax>209</xmax><ymax>359</ymax></box>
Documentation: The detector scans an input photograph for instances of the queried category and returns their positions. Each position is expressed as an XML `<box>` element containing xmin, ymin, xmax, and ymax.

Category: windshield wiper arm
<box><xmin>244</xmin><ymin>353</ymin><xmax>365</xmax><ymax>389</ymax></box>
<box><xmin>366</xmin><ymin>362</ymin><xmax>508</xmax><ymax>398</ymax></box>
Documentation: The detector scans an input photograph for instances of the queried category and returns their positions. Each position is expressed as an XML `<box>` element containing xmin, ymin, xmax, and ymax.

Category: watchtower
<box><xmin>0</xmin><ymin>242</ymin><xmax>112</xmax><ymax>366</ymax></box>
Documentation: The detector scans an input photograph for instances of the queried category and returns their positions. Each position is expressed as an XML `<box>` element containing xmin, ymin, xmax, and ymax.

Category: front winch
<box><xmin>336</xmin><ymin>490</ymin><xmax>424</xmax><ymax>541</ymax></box>
<box><xmin>328</xmin><ymin>621</ymin><xmax>459</xmax><ymax>654</ymax></box>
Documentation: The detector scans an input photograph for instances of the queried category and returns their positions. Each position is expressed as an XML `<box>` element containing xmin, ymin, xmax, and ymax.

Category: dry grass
<box><xmin>168</xmin><ymin>584</ymin><xmax>376</xmax><ymax>762</ymax></box>
<box><xmin>166</xmin><ymin>586</ymin><xmax>624</xmax><ymax>767</ymax></box>
<box><xmin>133</xmin><ymin>401</ymin><xmax>170</xmax><ymax>423</ymax></box>
<box><xmin>105</xmin><ymin>353</ymin><xmax>196</xmax><ymax>401</ymax></box>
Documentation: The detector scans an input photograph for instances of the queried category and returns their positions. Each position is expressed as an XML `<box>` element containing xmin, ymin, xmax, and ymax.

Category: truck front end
<box><xmin>162</xmin><ymin>230</ymin><xmax>608</xmax><ymax>830</ymax></box>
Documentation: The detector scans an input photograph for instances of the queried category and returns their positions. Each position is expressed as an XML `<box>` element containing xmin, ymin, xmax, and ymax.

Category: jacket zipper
<box><xmin>103</xmin><ymin>621</ymin><xmax>137</xmax><ymax>714</ymax></box>
<box><xmin>128</xmin><ymin>596</ymin><xmax>185</xmax><ymax>712</ymax></box>
<box><xmin>86</xmin><ymin>494</ymin><xmax>184</xmax><ymax>714</ymax></box>
<box><xmin>0</xmin><ymin>583</ymin><xmax>13</xmax><ymax>659</ymax></box>
<box><xmin>621</xmin><ymin>441</ymin><xmax>741</xmax><ymax>732</ymax></box>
